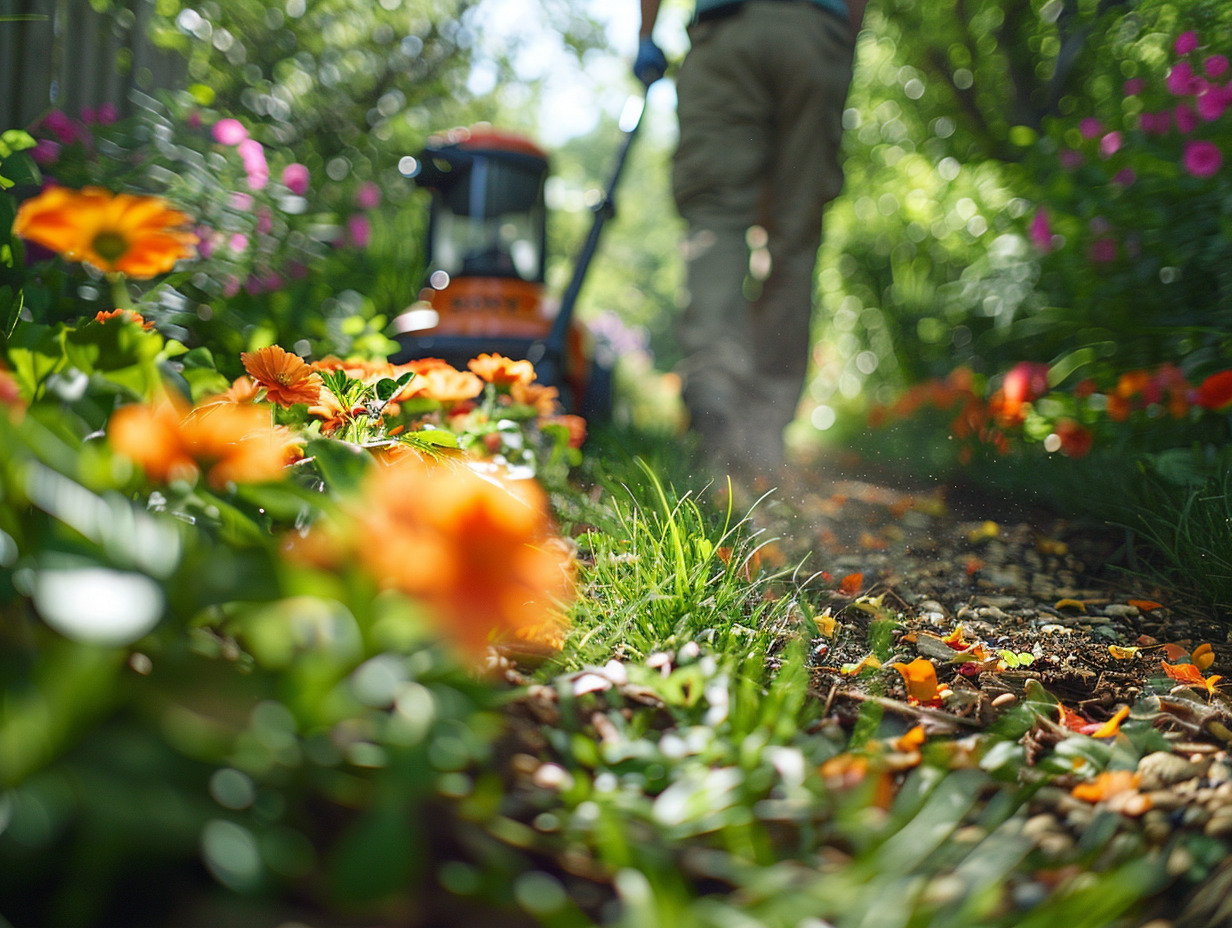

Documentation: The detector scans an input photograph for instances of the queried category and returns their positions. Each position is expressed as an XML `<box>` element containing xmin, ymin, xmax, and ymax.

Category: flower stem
<box><xmin>108</xmin><ymin>273</ymin><xmax>133</xmax><ymax>310</ymax></box>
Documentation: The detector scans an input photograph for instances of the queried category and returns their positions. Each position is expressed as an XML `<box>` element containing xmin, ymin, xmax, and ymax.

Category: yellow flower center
<box><xmin>92</xmin><ymin>231</ymin><xmax>130</xmax><ymax>262</ymax></box>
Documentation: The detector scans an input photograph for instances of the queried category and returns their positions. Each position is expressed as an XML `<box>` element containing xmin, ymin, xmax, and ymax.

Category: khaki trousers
<box><xmin>671</xmin><ymin>1</ymin><xmax>854</xmax><ymax>475</ymax></box>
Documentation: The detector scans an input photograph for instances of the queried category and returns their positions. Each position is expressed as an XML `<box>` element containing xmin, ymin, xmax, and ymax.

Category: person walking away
<box><xmin>634</xmin><ymin>0</ymin><xmax>866</xmax><ymax>493</ymax></box>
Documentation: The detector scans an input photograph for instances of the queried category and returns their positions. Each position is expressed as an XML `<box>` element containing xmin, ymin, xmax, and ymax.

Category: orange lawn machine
<box><xmin>390</xmin><ymin>95</ymin><xmax>647</xmax><ymax>421</ymax></box>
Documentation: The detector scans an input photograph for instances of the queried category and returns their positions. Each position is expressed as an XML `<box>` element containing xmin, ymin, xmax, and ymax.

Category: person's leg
<box><xmin>746</xmin><ymin>3</ymin><xmax>856</xmax><ymax>472</ymax></box>
<box><xmin>671</xmin><ymin>15</ymin><xmax>773</xmax><ymax>477</ymax></box>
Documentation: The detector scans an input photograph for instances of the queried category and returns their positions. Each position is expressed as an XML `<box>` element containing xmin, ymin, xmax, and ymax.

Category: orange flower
<box><xmin>543</xmin><ymin>414</ymin><xmax>587</xmax><ymax>449</ymax></box>
<box><xmin>241</xmin><ymin>345</ymin><xmax>323</xmax><ymax>408</ymax></box>
<box><xmin>510</xmin><ymin>380</ymin><xmax>562</xmax><ymax>416</ymax></box>
<box><xmin>109</xmin><ymin>393</ymin><xmax>297</xmax><ymax>488</ymax></box>
<box><xmin>1053</xmin><ymin>419</ymin><xmax>1092</xmax><ymax>459</ymax></box>
<box><xmin>346</xmin><ymin>459</ymin><xmax>573</xmax><ymax>656</ymax></box>
<box><xmin>468</xmin><ymin>352</ymin><xmax>537</xmax><ymax>387</ymax></box>
<box><xmin>95</xmin><ymin>308</ymin><xmax>155</xmax><ymax>330</ymax></box>
<box><xmin>411</xmin><ymin>364</ymin><xmax>484</xmax><ymax>406</ymax></box>
<box><xmin>201</xmin><ymin>375</ymin><xmax>262</xmax><ymax>406</ymax></box>
<box><xmin>14</xmin><ymin>186</ymin><xmax>197</xmax><ymax>278</ymax></box>
<box><xmin>838</xmin><ymin>572</ymin><xmax>864</xmax><ymax>595</ymax></box>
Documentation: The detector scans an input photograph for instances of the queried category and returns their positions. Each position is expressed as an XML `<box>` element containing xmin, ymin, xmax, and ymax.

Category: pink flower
<box><xmin>222</xmin><ymin>275</ymin><xmax>241</xmax><ymax>298</ymax></box>
<box><xmin>1168</xmin><ymin>62</ymin><xmax>1200</xmax><ymax>96</ymax></box>
<box><xmin>229</xmin><ymin>192</ymin><xmax>254</xmax><ymax>211</ymax></box>
<box><xmin>346</xmin><ymin>214</ymin><xmax>371</xmax><ymax>249</ymax></box>
<box><xmin>80</xmin><ymin>106</ymin><xmax>96</xmax><ymax>124</ymax></box>
<box><xmin>1198</xmin><ymin>85</ymin><xmax>1230</xmax><ymax>121</ymax></box>
<box><xmin>238</xmin><ymin>138</ymin><xmax>269</xmax><ymax>190</ymax></box>
<box><xmin>1175</xmin><ymin>103</ymin><xmax>1198</xmax><ymax>133</ymax></box>
<box><xmin>1112</xmin><ymin>167</ymin><xmax>1136</xmax><ymax>186</ymax></box>
<box><xmin>1079</xmin><ymin>117</ymin><xmax>1102</xmax><ymax>139</ymax></box>
<box><xmin>1123</xmin><ymin>78</ymin><xmax>1147</xmax><ymax>97</ymax></box>
<box><xmin>1099</xmin><ymin>131</ymin><xmax>1122</xmax><ymax>159</ymax></box>
<box><xmin>1206</xmin><ymin>55</ymin><xmax>1229</xmax><ymax>79</ymax></box>
<box><xmin>1059</xmin><ymin>149</ymin><xmax>1084</xmax><ymax>169</ymax></box>
<box><xmin>1175</xmin><ymin>31</ymin><xmax>1200</xmax><ymax>55</ymax></box>
<box><xmin>256</xmin><ymin>207</ymin><xmax>273</xmax><ymax>235</ymax></box>
<box><xmin>355</xmin><ymin>181</ymin><xmax>382</xmax><ymax>210</ymax></box>
<box><xmin>96</xmin><ymin>103</ymin><xmax>118</xmax><ymax>126</ymax></box>
<box><xmin>281</xmin><ymin>162</ymin><xmax>310</xmax><ymax>196</ymax></box>
<box><xmin>229</xmin><ymin>233</ymin><xmax>250</xmax><ymax>253</ymax></box>
<box><xmin>187</xmin><ymin>110</ymin><xmax>202</xmax><ymax>129</ymax></box>
<box><xmin>1029</xmin><ymin>207</ymin><xmax>1053</xmax><ymax>252</ymax></box>
<box><xmin>1183</xmin><ymin>139</ymin><xmax>1223</xmax><ymax>178</ymax></box>
<box><xmin>1088</xmin><ymin>237</ymin><xmax>1118</xmax><ymax>264</ymax></box>
<box><xmin>212</xmin><ymin>118</ymin><xmax>248</xmax><ymax>146</ymax></box>
<box><xmin>196</xmin><ymin>228</ymin><xmax>215</xmax><ymax>259</ymax></box>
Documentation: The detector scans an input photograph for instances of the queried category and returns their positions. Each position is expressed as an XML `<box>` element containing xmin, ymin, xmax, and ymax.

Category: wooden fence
<box><xmin>2</xmin><ymin>0</ymin><xmax>184</xmax><ymax>132</ymax></box>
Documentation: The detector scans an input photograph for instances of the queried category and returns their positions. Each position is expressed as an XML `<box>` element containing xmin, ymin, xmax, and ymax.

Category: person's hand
<box><xmin>633</xmin><ymin>37</ymin><xmax>667</xmax><ymax>86</ymax></box>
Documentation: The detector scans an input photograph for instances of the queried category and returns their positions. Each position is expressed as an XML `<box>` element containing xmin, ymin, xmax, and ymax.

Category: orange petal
<box><xmin>1086</xmin><ymin>705</ymin><xmax>1130</xmax><ymax>739</ymax></box>
<box><xmin>839</xmin><ymin>572</ymin><xmax>864</xmax><ymax>595</ymax></box>
<box><xmin>892</xmin><ymin>658</ymin><xmax>940</xmax><ymax>705</ymax></box>
<box><xmin>1071</xmin><ymin>770</ymin><xmax>1140</xmax><ymax>803</ymax></box>
<box><xmin>1192</xmin><ymin>643</ymin><xmax>1215</xmax><ymax>672</ymax></box>
<box><xmin>1162</xmin><ymin>661</ymin><xmax>1207</xmax><ymax>687</ymax></box>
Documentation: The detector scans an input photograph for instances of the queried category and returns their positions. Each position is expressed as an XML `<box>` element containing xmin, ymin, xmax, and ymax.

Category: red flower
<box><xmin>1054</xmin><ymin>419</ymin><xmax>1093</xmax><ymax>459</ymax></box>
<box><xmin>1195</xmin><ymin>370</ymin><xmax>1232</xmax><ymax>411</ymax></box>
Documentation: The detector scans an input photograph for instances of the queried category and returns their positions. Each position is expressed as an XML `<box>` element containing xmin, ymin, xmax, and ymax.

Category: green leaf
<box><xmin>0</xmin><ymin>285</ymin><xmax>22</xmax><ymax>341</ymax></box>
<box><xmin>303</xmin><ymin>437</ymin><xmax>370</xmax><ymax>493</ymax></box>
<box><xmin>0</xmin><ymin>151</ymin><xmax>39</xmax><ymax>190</ymax></box>
<box><xmin>408</xmin><ymin>428</ymin><xmax>459</xmax><ymax>449</ymax></box>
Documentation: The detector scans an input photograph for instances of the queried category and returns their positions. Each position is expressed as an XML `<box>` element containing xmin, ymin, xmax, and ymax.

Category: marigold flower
<box><xmin>110</xmin><ymin>394</ymin><xmax>297</xmax><ymax>489</ymax></box>
<box><xmin>95</xmin><ymin>308</ymin><xmax>155</xmax><ymax>330</ymax></box>
<box><xmin>14</xmin><ymin>186</ymin><xmax>197</xmax><ymax>278</ymax></box>
<box><xmin>510</xmin><ymin>380</ymin><xmax>562</xmax><ymax>416</ymax></box>
<box><xmin>347</xmin><ymin>459</ymin><xmax>573</xmax><ymax>656</ymax></box>
<box><xmin>201</xmin><ymin>375</ymin><xmax>262</xmax><ymax>406</ymax></box>
<box><xmin>468</xmin><ymin>352</ymin><xmax>538</xmax><ymax>388</ymax></box>
<box><xmin>241</xmin><ymin>344</ymin><xmax>323</xmax><ymax>408</ymax></box>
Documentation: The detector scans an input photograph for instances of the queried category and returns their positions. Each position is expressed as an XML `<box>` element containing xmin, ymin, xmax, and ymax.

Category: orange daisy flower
<box><xmin>241</xmin><ymin>344</ymin><xmax>323</xmax><ymax>408</ymax></box>
<box><xmin>14</xmin><ymin>186</ymin><xmax>197</xmax><ymax>278</ymax></box>
<box><xmin>109</xmin><ymin>393</ymin><xmax>298</xmax><ymax>489</ymax></box>
<box><xmin>201</xmin><ymin>375</ymin><xmax>262</xmax><ymax>407</ymax></box>
<box><xmin>95</xmin><ymin>308</ymin><xmax>155</xmax><ymax>330</ymax></box>
<box><xmin>510</xmin><ymin>380</ymin><xmax>562</xmax><ymax>416</ymax></box>
<box><xmin>468</xmin><ymin>352</ymin><xmax>537</xmax><ymax>388</ymax></box>
<box><xmin>413</xmin><ymin>364</ymin><xmax>484</xmax><ymax>406</ymax></box>
<box><xmin>347</xmin><ymin>458</ymin><xmax>573</xmax><ymax>657</ymax></box>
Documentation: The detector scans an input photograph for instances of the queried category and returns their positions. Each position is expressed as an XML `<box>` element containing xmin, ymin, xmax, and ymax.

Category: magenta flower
<box><xmin>212</xmin><ymin>118</ymin><xmax>248</xmax><ymax>146</ymax></box>
<box><xmin>256</xmin><ymin>207</ymin><xmax>273</xmax><ymax>235</ymax></box>
<box><xmin>1175</xmin><ymin>103</ymin><xmax>1198</xmax><ymax>133</ymax></box>
<box><xmin>1175</xmin><ymin>31</ymin><xmax>1199</xmax><ymax>55</ymax></box>
<box><xmin>229</xmin><ymin>233</ymin><xmax>250</xmax><ymax>253</ymax></box>
<box><xmin>1167</xmin><ymin>62</ymin><xmax>1200</xmax><ymax>96</ymax></box>
<box><xmin>281</xmin><ymin>162</ymin><xmax>310</xmax><ymax>196</ymax></box>
<box><xmin>1029</xmin><ymin>207</ymin><xmax>1053</xmax><ymax>252</ymax></box>
<box><xmin>1139</xmin><ymin>111</ymin><xmax>1170</xmax><ymax>134</ymax></box>
<box><xmin>1206</xmin><ymin>55</ymin><xmax>1229</xmax><ymax>79</ymax></box>
<box><xmin>346</xmin><ymin>214</ymin><xmax>372</xmax><ymax>249</ymax></box>
<box><xmin>1059</xmin><ymin>148</ymin><xmax>1084</xmax><ymax>169</ymax></box>
<box><xmin>355</xmin><ymin>182</ymin><xmax>382</xmax><ymax>210</ymax></box>
<box><xmin>1099</xmin><ymin>131</ymin><xmax>1122</xmax><ymax>159</ymax></box>
<box><xmin>1198</xmin><ymin>85</ymin><xmax>1230</xmax><ymax>122</ymax></box>
<box><xmin>1122</xmin><ymin>78</ymin><xmax>1146</xmax><ymax>97</ymax></box>
<box><xmin>96</xmin><ymin>103</ymin><xmax>118</xmax><ymax>126</ymax></box>
<box><xmin>1079</xmin><ymin>117</ymin><xmax>1102</xmax><ymax>139</ymax></box>
<box><xmin>1112</xmin><ymin>167</ymin><xmax>1136</xmax><ymax>187</ymax></box>
<box><xmin>30</xmin><ymin>140</ymin><xmax>61</xmax><ymax>165</ymax></box>
<box><xmin>1088</xmin><ymin>237</ymin><xmax>1118</xmax><ymax>264</ymax></box>
<box><xmin>40</xmin><ymin>110</ymin><xmax>79</xmax><ymax>145</ymax></box>
<box><xmin>1183</xmin><ymin>139</ymin><xmax>1223</xmax><ymax>178</ymax></box>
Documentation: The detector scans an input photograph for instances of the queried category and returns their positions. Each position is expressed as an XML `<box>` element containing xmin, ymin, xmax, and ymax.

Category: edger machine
<box><xmin>390</xmin><ymin>95</ymin><xmax>648</xmax><ymax>420</ymax></box>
